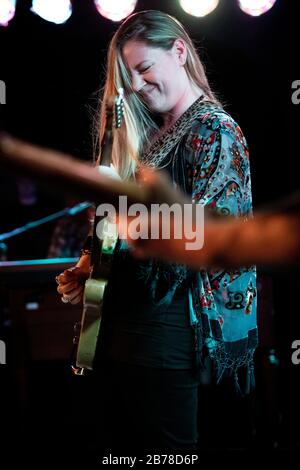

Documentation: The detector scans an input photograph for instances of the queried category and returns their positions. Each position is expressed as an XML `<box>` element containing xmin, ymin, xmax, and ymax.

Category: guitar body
<box><xmin>76</xmin><ymin>217</ymin><xmax>118</xmax><ymax>370</ymax></box>
<box><xmin>76</xmin><ymin>277</ymin><xmax>107</xmax><ymax>370</ymax></box>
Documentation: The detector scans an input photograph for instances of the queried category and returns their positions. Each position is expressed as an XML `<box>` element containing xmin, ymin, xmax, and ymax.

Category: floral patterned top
<box><xmin>142</xmin><ymin>98</ymin><xmax>258</xmax><ymax>394</ymax></box>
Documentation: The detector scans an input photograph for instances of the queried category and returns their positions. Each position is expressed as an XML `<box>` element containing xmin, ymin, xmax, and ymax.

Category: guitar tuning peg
<box><xmin>73</xmin><ymin>335</ymin><xmax>79</xmax><ymax>345</ymax></box>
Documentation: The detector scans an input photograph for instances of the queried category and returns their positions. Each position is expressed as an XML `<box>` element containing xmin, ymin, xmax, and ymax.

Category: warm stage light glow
<box><xmin>94</xmin><ymin>0</ymin><xmax>137</xmax><ymax>22</ymax></box>
<box><xmin>0</xmin><ymin>0</ymin><xmax>16</xmax><ymax>27</ymax></box>
<box><xmin>31</xmin><ymin>0</ymin><xmax>72</xmax><ymax>24</ymax></box>
<box><xmin>179</xmin><ymin>0</ymin><xmax>219</xmax><ymax>17</ymax></box>
<box><xmin>238</xmin><ymin>0</ymin><xmax>277</xmax><ymax>16</ymax></box>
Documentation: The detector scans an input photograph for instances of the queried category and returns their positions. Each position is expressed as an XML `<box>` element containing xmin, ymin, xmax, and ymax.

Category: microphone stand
<box><xmin>0</xmin><ymin>201</ymin><xmax>92</xmax><ymax>242</ymax></box>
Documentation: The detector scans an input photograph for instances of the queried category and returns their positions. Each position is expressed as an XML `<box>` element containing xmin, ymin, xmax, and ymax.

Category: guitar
<box><xmin>74</xmin><ymin>89</ymin><xmax>124</xmax><ymax>372</ymax></box>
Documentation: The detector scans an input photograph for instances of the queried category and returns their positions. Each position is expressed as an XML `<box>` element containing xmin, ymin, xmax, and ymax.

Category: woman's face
<box><xmin>122</xmin><ymin>39</ymin><xmax>187</xmax><ymax>114</ymax></box>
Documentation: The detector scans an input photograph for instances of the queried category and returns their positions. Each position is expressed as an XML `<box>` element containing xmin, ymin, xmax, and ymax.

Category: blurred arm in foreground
<box><xmin>124</xmin><ymin>168</ymin><xmax>300</xmax><ymax>269</ymax></box>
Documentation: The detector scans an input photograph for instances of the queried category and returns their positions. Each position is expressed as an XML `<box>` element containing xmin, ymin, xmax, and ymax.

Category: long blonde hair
<box><xmin>97</xmin><ymin>10</ymin><xmax>220</xmax><ymax>180</ymax></box>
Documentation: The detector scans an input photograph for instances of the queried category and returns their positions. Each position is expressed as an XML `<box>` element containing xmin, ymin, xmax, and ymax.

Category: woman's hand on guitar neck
<box><xmin>56</xmin><ymin>254</ymin><xmax>91</xmax><ymax>305</ymax></box>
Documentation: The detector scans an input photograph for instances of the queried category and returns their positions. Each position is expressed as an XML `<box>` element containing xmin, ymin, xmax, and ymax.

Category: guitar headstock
<box><xmin>105</xmin><ymin>88</ymin><xmax>124</xmax><ymax>131</ymax></box>
<box><xmin>100</xmin><ymin>88</ymin><xmax>124</xmax><ymax>166</ymax></box>
<box><xmin>114</xmin><ymin>87</ymin><xmax>124</xmax><ymax>129</ymax></box>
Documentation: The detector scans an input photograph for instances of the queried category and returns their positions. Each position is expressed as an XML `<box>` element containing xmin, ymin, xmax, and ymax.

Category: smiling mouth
<box><xmin>142</xmin><ymin>85</ymin><xmax>156</xmax><ymax>97</ymax></box>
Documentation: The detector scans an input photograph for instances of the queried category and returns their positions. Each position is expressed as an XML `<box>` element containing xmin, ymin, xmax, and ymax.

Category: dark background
<box><xmin>0</xmin><ymin>0</ymin><xmax>299</xmax><ymax>465</ymax></box>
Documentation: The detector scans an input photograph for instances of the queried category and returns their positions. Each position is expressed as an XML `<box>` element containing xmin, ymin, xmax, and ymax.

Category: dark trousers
<box><xmin>96</xmin><ymin>360</ymin><xmax>201</xmax><ymax>457</ymax></box>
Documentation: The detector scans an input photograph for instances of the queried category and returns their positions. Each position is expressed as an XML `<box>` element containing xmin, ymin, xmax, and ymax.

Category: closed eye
<box><xmin>139</xmin><ymin>64</ymin><xmax>152</xmax><ymax>73</ymax></box>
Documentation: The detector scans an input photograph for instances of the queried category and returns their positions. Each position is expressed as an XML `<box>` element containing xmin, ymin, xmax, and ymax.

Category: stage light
<box><xmin>94</xmin><ymin>0</ymin><xmax>137</xmax><ymax>22</ymax></box>
<box><xmin>31</xmin><ymin>0</ymin><xmax>72</xmax><ymax>25</ymax></box>
<box><xmin>238</xmin><ymin>0</ymin><xmax>277</xmax><ymax>16</ymax></box>
<box><xmin>0</xmin><ymin>0</ymin><xmax>16</xmax><ymax>27</ymax></box>
<box><xmin>179</xmin><ymin>0</ymin><xmax>219</xmax><ymax>17</ymax></box>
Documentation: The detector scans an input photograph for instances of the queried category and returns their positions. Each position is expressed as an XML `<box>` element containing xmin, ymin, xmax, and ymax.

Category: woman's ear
<box><xmin>173</xmin><ymin>38</ymin><xmax>187</xmax><ymax>66</ymax></box>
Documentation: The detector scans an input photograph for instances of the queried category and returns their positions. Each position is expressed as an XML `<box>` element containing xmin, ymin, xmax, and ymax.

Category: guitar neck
<box><xmin>100</xmin><ymin>129</ymin><xmax>113</xmax><ymax>167</ymax></box>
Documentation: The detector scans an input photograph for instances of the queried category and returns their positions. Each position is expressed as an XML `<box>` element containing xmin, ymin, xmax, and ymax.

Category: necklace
<box><xmin>140</xmin><ymin>95</ymin><xmax>214</xmax><ymax>168</ymax></box>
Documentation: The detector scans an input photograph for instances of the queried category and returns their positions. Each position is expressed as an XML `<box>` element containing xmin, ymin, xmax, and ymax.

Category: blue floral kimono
<box><xmin>141</xmin><ymin>97</ymin><xmax>258</xmax><ymax>394</ymax></box>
